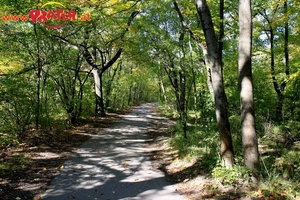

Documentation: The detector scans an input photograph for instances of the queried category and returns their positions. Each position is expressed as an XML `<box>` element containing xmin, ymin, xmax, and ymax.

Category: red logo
<box><xmin>1</xmin><ymin>1</ymin><xmax>91</xmax><ymax>29</ymax></box>
<box><xmin>30</xmin><ymin>2</ymin><xmax>75</xmax><ymax>28</ymax></box>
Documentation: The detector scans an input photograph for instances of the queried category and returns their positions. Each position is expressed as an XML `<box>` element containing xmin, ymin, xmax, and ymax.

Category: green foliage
<box><xmin>0</xmin><ymin>132</ymin><xmax>18</xmax><ymax>147</ymax></box>
<box><xmin>259</xmin><ymin>174</ymin><xmax>300</xmax><ymax>200</ymax></box>
<box><xmin>0</xmin><ymin>75</ymin><xmax>35</xmax><ymax>135</ymax></box>
<box><xmin>0</xmin><ymin>2</ymin><xmax>299</xmax><ymax>198</ymax></box>
<box><xmin>197</xmin><ymin>90</ymin><xmax>215</xmax><ymax>123</ymax></box>
<box><xmin>165</xmin><ymin>107</ymin><xmax>220</xmax><ymax>171</ymax></box>
<box><xmin>256</xmin><ymin>119</ymin><xmax>300</xmax><ymax>199</ymax></box>
<box><xmin>159</xmin><ymin>104</ymin><xmax>179</xmax><ymax>119</ymax></box>
<box><xmin>285</xmin><ymin>70</ymin><xmax>300</xmax><ymax>120</ymax></box>
<box><xmin>212</xmin><ymin>166</ymin><xmax>253</xmax><ymax>186</ymax></box>
<box><xmin>105</xmin><ymin>60</ymin><xmax>159</xmax><ymax>111</ymax></box>
<box><xmin>229</xmin><ymin>115</ymin><xmax>245</xmax><ymax>156</ymax></box>
<box><xmin>284</xmin><ymin>120</ymin><xmax>300</xmax><ymax>139</ymax></box>
<box><xmin>0</xmin><ymin>0</ymin><xmax>159</xmax><ymax>137</ymax></box>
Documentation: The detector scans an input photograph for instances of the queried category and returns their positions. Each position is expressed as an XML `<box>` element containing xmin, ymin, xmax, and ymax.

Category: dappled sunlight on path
<box><xmin>42</xmin><ymin>103</ymin><xmax>186</xmax><ymax>200</ymax></box>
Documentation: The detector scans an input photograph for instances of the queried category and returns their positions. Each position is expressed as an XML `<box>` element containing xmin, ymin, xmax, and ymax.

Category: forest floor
<box><xmin>0</xmin><ymin>104</ymin><xmax>282</xmax><ymax>200</ymax></box>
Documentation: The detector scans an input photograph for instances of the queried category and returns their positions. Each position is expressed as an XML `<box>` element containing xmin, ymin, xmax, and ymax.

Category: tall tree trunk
<box><xmin>238</xmin><ymin>0</ymin><xmax>260</xmax><ymax>181</ymax></box>
<box><xmin>34</xmin><ymin>23</ymin><xmax>41</xmax><ymax>130</ymax></box>
<box><xmin>164</xmin><ymin>61</ymin><xmax>180</xmax><ymax>112</ymax></box>
<box><xmin>195</xmin><ymin>0</ymin><xmax>234</xmax><ymax>169</ymax></box>
<box><xmin>179</xmin><ymin>65</ymin><xmax>187</xmax><ymax>139</ymax></box>
<box><xmin>274</xmin><ymin>1</ymin><xmax>289</xmax><ymax>122</ymax></box>
<box><xmin>179</xmin><ymin>31</ymin><xmax>187</xmax><ymax>139</ymax></box>
<box><xmin>172</xmin><ymin>0</ymin><xmax>214</xmax><ymax>99</ymax></box>
<box><xmin>164</xmin><ymin>52</ymin><xmax>187</xmax><ymax>138</ymax></box>
<box><xmin>269</xmin><ymin>29</ymin><xmax>285</xmax><ymax>122</ymax></box>
<box><xmin>128</xmin><ymin>85</ymin><xmax>133</xmax><ymax>106</ymax></box>
<box><xmin>98</xmin><ymin>72</ymin><xmax>106</xmax><ymax>117</ymax></box>
<box><xmin>283</xmin><ymin>0</ymin><xmax>289</xmax><ymax>120</ymax></box>
<box><xmin>92</xmin><ymin>69</ymin><xmax>106</xmax><ymax>117</ymax></box>
<box><xmin>188</xmin><ymin>35</ymin><xmax>198</xmax><ymax>120</ymax></box>
<box><xmin>284</xmin><ymin>1</ymin><xmax>289</xmax><ymax>78</ymax></box>
<box><xmin>219</xmin><ymin>0</ymin><xmax>224</xmax><ymax>67</ymax></box>
<box><xmin>259</xmin><ymin>5</ymin><xmax>288</xmax><ymax>122</ymax></box>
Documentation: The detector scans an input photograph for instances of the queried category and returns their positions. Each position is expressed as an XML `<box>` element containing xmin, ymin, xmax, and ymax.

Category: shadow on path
<box><xmin>42</xmin><ymin>103</ymin><xmax>186</xmax><ymax>200</ymax></box>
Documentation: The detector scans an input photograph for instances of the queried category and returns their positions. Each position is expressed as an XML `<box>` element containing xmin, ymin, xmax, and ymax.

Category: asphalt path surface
<box><xmin>42</xmin><ymin>103</ymin><xmax>186</xmax><ymax>200</ymax></box>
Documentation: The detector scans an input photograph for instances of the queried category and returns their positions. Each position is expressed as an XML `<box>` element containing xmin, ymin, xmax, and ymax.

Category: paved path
<box><xmin>42</xmin><ymin>103</ymin><xmax>186</xmax><ymax>200</ymax></box>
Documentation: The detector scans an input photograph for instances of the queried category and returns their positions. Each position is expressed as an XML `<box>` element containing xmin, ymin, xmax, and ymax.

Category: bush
<box><xmin>212</xmin><ymin>166</ymin><xmax>253</xmax><ymax>186</ymax></box>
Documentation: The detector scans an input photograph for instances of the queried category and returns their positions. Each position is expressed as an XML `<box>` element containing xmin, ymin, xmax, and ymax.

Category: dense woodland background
<box><xmin>0</xmin><ymin>0</ymin><xmax>300</xmax><ymax>198</ymax></box>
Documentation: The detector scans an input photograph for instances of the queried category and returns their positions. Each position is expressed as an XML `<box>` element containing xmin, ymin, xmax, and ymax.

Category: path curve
<box><xmin>42</xmin><ymin>103</ymin><xmax>186</xmax><ymax>200</ymax></box>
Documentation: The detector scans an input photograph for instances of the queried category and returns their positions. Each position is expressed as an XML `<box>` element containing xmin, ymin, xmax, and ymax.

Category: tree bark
<box><xmin>219</xmin><ymin>0</ymin><xmax>224</xmax><ymax>67</ymax></box>
<box><xmin>82</xmin><ymin>47</ymin><xmax>122</xmax><ymax>116</ymax></box>
<box><xmin>34</xmin><ymin>23</ymin><xmax>41</xmax><ymax>130</ymax></box>
<box><xmin>270</xmin><ymin>28</ymin><xmax>285</xmax><ymax>122</ymax></box>
<box><xmin>284</xmin><ymin>1</ymin><xmax>289</xmax><ymax>78</ymax></box>
<box><xmin>160</xmin><ymin>79</ymin><xmax>168</xmax><ymax>103</ymax></box>
<box><xmin>238</xmin><ymin>0</ymin><xmax>260</xmax><ymax>181</ymax></box>
<box><xmin>80</xmin><ymin>11</ymin><xmax>138</xmax><ymax>116</ymax></box>
<box><xmin>92</xmin><ymin>69</ymin><xmax>106</xmax><ymax>117</ymax></box>
<box><xmin>283</xmin><ymin>0</ymin><xmax>289</xmax><ymax>120</ymax></box>
<box><xmin>172</xmin><ymin>0</ymin><xmax>214</xmax><ymax>99</ymax></box>
<box><xmin>195</xmin><ymin>0</ymin><xmax>234</xmax><ymax>169</ymax></box>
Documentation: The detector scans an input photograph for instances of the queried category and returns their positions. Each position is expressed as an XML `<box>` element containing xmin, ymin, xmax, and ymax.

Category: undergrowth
<box><xmin>0</xmin><ymin>152</ymin><xmax>31</xmax><ymax>175</ymax></box>
<box><xmin>159</xmin><ymin>105</ymin><xmax>300</xmax><ymax>199</ymax></box>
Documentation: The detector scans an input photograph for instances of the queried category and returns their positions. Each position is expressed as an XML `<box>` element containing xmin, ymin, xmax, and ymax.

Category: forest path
<box><xmin>42</xmin><ymin>103</ymin><xmax>186</xmax><ymax>200</ymax></box>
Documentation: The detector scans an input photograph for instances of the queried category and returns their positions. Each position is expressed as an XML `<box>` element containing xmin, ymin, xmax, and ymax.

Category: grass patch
<box><xmin>156</xmin><ymin>104</ymin><xmax>300</xmax><ymax>198</ymax></box>
<box><xmin>0</xmin><ymin>132</ymin><xmax>19</xmax><ymax>147</ymax></box>
<box><xmin>212</xmin><ymin>165</ymin><xmax>254</xmax><ymax>186</ymax></box>
<box><xmin>167</xmin><ymin>122</ymin><xmax>220</xmax><ymax>171</ymax></box>
<box><xmin>258</xmin><ymin>175</ymin><xmax>300</xmax><ymax>199</ymax></box>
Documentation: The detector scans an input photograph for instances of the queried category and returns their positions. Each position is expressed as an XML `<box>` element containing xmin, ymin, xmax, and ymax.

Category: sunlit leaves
<box><xmin>0</xmin><ymin>57</ymin><xmax>23</xmax><ymax>74</ymax></box>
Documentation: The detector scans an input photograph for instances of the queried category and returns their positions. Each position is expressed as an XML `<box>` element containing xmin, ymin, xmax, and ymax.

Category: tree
<box><xmin>238</xmin><ymin>0</ymin><xmax>260</xmax><ymax>181</ymax></box>
<box><xmin>256</xmin><ymin>0</ymin><xmax>291</xmax><ymax>122</ymax></box>
<box><xmin>194</xmin><ymin>0</ymin><xmax>234</xmax><ymax>169</ymax></box>
<box><xmin>81</xmin><ymin>45</ymin><xmax>123</xmax><ymax>116</ymax></box>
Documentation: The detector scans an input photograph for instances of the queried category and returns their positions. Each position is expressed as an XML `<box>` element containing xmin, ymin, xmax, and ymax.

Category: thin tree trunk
<box><xmin>128</xmin><ymin>85</ymin><xmax>133</xmax><ymax>106</ymax></box>
<box><xmin>273</xmin><ymin>1</ymin><xmax>289</xmax><ymax>122</ymax></box>
<box><xmin>179</xmin><ymin>31</ymin><xmax>187</xmax><ymax>139</ymax></box>
<box><xmin>172</xmin><ymin>0</ymin><xmax>214</xmax><ymax>99</ymax></box>
<box><xmin>160</xmin><ymin>80</ymin><xmax>168</xmax><ymax>103</ymax></box>
<box><xmin>192</xmin><ymin>68</ymin><xmax>198</xmax><ymax>120</ymax></box>
<box><xmin>284</xmin><ymin>1</ymin><xmax>289</xmax><ymax>78</ymax></box>
<box><xmin>105</xmin><ymin>65</ymin><xmax>119</xmax><ymax>108</ymax></box>
<box><xmin>98</xmin><ymin>73</ymin><xmax>106</xmax><ymax>116</ymax></box>
<box><xmin>269</xmin><ymin>29</ymin><xmax>285</xmax><ymax>122</ymax></box>
<box><xmin>34</xmin><ymin>23</ymin><xmax>41</xmax><ymax>130</ymax></box>
<box><xmin>259</xmin><ymin>5</ymin><xmax>288</xmax><ymax>122</ymax></box>
<box><xmin>188</xmin><ymin>36</ymin><xmax>198</xmax><ymax>120</ymax></box>
<box><xmin>179</xmin><ymin>68</ymin><xmax>187</xmax><ymax>139</ymax></box>
<box><xmin>195</xmin><ymin>0</ymin><xmax>234</xmax><ymax>169</ymax></box>
<box><xmin>238</xmin><ymin>0</ymin><xmax>260</xmax><ymax>181</ymax></box>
